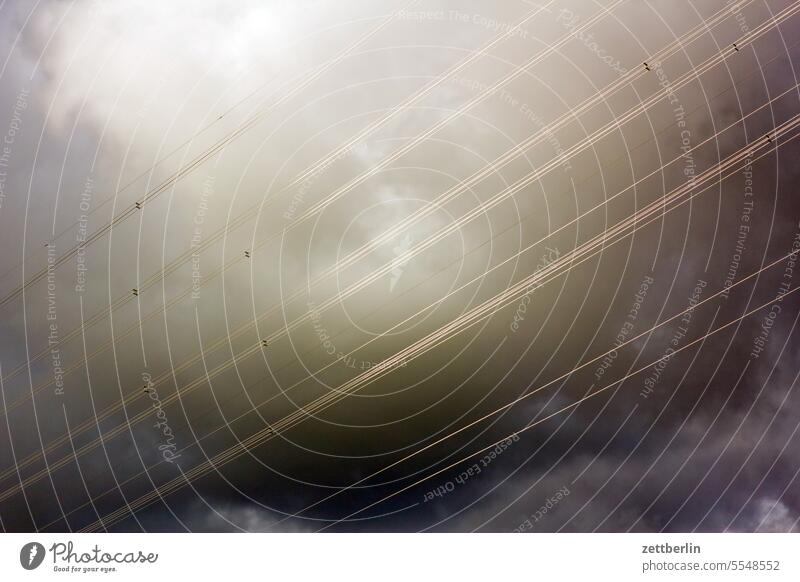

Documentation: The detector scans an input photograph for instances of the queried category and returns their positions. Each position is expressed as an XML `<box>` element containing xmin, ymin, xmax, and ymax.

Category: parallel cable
<box><xmin>68</xmin><ymin>117</ymin><xmax>800</xmax><ymax>531</ymax></box>
<box><xmin>0</xmin><ymin>0</ymin><xmax>421</xmax><ymax>307</ymax></box>
<box><xmin>0</xmin><ymin>0</ymin><xmax>772</xmax><ymax>421</ymax></box>
<box><xmin>282</xmin><ymin>247</ymin><xmax>800</xmax><ymax>526</ymax></box>
<box><xmin>0</xmin><ymin>0</ymin><xmax>622</xmax><ymax>388</ymax></box>
<box><xmin>317</xmin><ymin>284</ymin><xmax>800</xmax><ymax>530</ymax></box>
<box><xmin>3</xmin><ymin>48</ymin><xmax>795</xmax><ymax>492</ymax></box>
<box><xmin>0</xmin><ymin>0</ymin><xmax>618</xmax><ymax>387</ymax></box>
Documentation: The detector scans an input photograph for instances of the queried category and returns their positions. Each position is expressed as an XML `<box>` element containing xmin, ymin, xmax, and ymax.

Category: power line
<box><xmin>0</xmin><ymin>0</ymin><xmax>774</xmax><ymax>425</ymax></box>
<box><xmin>3</xmin><ymin>46</ymin><xmax>795</xmax><ymax>496</ymax></box>
<box><xmin>67</xmin><ymin>116</ymin><xmax>800</xmax><ymax>532</ymax></box>
<box><xmin>0</xmin><ymin>0</ymin><xmax>423</xmax><ymax>308</ymax></box>
<box><xmin>0</xmin><ymin>0</ymin><xmax>618</xmax><ymax>391</ymax></box>
<box><xmin>316</xmin><ymin>284</ymin><xmax>800</xmax><ymax>530</ymax></box>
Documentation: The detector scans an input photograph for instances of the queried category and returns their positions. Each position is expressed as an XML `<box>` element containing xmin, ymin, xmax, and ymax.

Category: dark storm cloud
<box><xmin>1</xmin><ymin>0</ymin><xmax>799</xmax><ymax>533</ymax></box>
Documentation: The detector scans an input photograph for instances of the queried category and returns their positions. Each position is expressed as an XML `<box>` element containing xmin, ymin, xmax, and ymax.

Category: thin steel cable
<box><xmin>69</xmin><ymin>120</ymin><xmax>800</xmax><ymax>531</ymax></box>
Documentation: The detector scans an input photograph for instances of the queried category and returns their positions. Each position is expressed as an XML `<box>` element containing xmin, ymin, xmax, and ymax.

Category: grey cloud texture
<box><xmin>0</xmin><ymin>0</ymin><xmax>799</xmax><ymax>533</ymax></box>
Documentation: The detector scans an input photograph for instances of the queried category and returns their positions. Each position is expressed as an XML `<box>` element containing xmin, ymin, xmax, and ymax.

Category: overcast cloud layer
<box><xmin>0</xmin><ymin>0</ymin><xmax>799</xmax><ymax>533</ymax></box>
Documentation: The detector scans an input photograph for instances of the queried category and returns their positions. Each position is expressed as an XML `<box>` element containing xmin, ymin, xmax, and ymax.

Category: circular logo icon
<box><xmin>19</xmin><ymin>542</ymin><xmax>46</xmax><ymax>570</ymax></box>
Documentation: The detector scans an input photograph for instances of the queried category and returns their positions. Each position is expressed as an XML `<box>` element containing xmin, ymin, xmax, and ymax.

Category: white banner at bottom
<box><xmin>0</xmin><ymin>533</ymin><xmax>796</xmax><ymax>581</ymax></box>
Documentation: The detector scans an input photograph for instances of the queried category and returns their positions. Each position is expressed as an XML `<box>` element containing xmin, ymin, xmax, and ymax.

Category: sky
<box><xmin>0</xmin><ymin>0</ymin><xmax>800</xmax><ymax>532</ymax></box>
